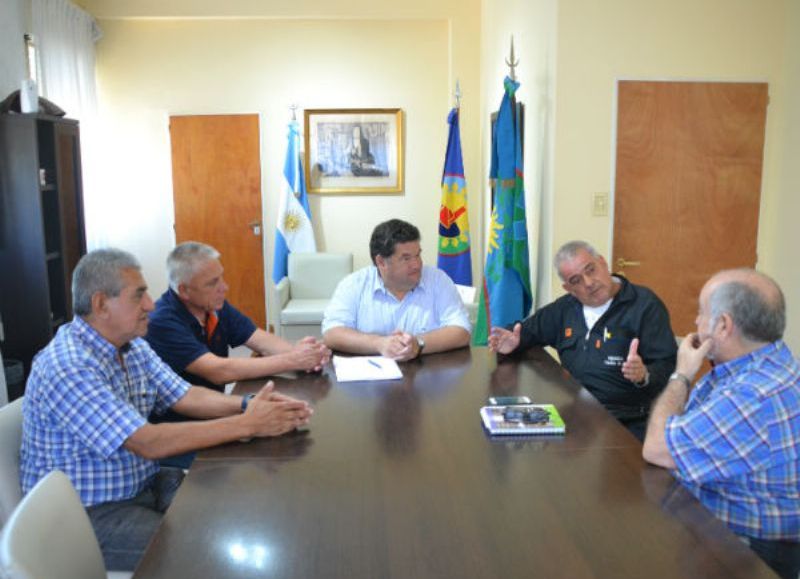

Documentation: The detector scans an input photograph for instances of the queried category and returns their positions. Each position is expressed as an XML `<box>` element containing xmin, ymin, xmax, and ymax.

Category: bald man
<box><xmin>643</xmin><ymin>269</ymin><xmax>800</xmax><ymax>579</ymax></box>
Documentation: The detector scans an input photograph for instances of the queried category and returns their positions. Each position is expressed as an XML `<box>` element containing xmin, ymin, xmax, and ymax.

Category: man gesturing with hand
<box><xmin>489</xmin><ymin>240</ymin><xmax>677</xmax><ymax>440</ymax></box>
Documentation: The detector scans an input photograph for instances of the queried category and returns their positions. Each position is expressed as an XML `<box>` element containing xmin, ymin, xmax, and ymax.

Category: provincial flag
<box><xmin>473</xmin><ymin>76</ymin><xmax>532</xmax><ymax>345</ymax></box>
<box><xmin>437</xmin><ymin>108</ymin><xmax>472</xmax><ymax>286</ymax></box>
<box><xmin>272</xmin><ymin>120</ymin><xmax>316</xmax><ymax>284</ymax></box>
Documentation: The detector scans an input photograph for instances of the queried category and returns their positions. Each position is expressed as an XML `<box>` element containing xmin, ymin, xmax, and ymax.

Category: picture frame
<box><xmin>304</xmin><ymin>108</ymin><xmax>404</xmax><ymax>194</ymax></box>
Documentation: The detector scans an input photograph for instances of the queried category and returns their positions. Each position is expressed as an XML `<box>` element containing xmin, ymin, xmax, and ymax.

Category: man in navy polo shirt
<box><xmin>147</xmin><ymin>242</ymin><xmax>330</xmax><ymax>395</ymax></box>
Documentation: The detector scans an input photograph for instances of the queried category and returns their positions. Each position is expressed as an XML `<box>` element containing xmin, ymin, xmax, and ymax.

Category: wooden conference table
<box><xmin>134</xmin><ymin>348</ymin><xmax>777</xmax><ymax>579</ymax></box>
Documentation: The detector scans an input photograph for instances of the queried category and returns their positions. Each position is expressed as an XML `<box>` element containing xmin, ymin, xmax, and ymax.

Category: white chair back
<box><xmin>0</xmin><ymin>398</ymin><xmax>23</xmax><ymax>528</ymax></box>
<box><xmin>0</xmin><ymin>470</ymin><xmax>107</xmax><ymax>579</ymax></box>
<box><xmin>288</xmin><ymin>253</ymin><xmax>353</xmax><ymax>299</ymax></box>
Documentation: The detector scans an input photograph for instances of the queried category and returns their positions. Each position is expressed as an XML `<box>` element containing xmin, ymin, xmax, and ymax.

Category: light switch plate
<box><xmin>592</xmin><ymin>192</ymin><xmax>608</xmax><ymax>216</ymax></box>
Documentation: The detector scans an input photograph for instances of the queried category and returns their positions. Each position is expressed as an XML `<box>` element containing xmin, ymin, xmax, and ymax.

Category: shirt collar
<box><xmin>708</xmin><ymin>340</ymin><xmax>783</xmax><ymax>382</ymax></box>
<box><xmin>164</xmin><ymin>288</ymin><xmax>204</xmax><ymax>329</ymax></box>
<box><xmin>369</xmin><ymin>266</ymin><xmax>426</xmax><ymax>297</ymax></box>
<box><xmin>72</xmin><ymin>316</ymin><xmax>129</xmax><ymax>360</ymax></box>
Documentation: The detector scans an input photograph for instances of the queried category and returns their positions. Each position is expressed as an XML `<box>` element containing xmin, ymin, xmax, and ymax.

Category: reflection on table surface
<box><xmin>134</xmin><ymin>347</ymin><xmax>777</xmax><ymax>579</ymax></box>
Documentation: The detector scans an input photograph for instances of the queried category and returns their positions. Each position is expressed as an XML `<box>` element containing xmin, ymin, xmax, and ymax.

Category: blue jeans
<box><xmin>746</xmin><ymin>536</ymin><xmax>800</xmax><ymax>579</ymax></box>
<box><xmin>85</xmin><ymin>467</ymin><xmax>185</xmax><ymax>571</ymax></box>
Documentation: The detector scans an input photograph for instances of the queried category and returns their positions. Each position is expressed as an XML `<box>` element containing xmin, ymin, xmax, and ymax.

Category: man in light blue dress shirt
<box><xmin>322</xmin><ymin>219</ymin><xmax>471</xmax><ymax>360</ymax></box>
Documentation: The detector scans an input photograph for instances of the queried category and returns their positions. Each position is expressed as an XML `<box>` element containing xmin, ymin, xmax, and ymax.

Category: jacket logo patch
<box><xmin>595</xmin><ymin>339</ymin><xmax>601</xmax><ymax>349</ymax></box>
<box><xmin>565</xmin><ymin>327</ymin><xmax>572</xmax><ymax>338</ymax></box>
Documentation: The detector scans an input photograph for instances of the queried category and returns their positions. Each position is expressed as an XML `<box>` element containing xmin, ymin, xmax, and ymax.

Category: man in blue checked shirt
<box><xmin>643</xmin><ymin>269</ymin><xmax>800</xmax><ymax>579</ymax></box>
<box><xmin>20</xmin><ymin>249</ymin><xmax>313</xmax><ymax>571</ymax></box>
<box><xmin>322</xmin><ymin>219</ymin><xmax>471</xmax><ymax>360</ymax></box>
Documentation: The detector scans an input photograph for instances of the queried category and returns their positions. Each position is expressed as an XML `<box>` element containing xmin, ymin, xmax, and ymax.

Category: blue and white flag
<box><xmin>272</xmin><ymin>120</ymin><xmax>316</xmax><ymax>284</ymax></box>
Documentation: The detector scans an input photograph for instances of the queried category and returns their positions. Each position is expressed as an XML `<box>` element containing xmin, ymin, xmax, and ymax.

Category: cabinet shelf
<box><xmin>0</xmin><ymin>114</ymin><xmax>86</xmax><ymax>398</ymax></box>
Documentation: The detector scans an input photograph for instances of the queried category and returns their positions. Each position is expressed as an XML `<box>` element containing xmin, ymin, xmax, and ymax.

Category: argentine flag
<box><xmin>272</xmin><ymin>120</ymin><xmax>316</xmax><ymax>284</ymax></box>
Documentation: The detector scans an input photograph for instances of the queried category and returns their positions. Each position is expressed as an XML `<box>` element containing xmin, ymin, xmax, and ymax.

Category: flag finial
<box><xmin>289</xmin><ymin>103</ymin><xmax>297</xmax><ymax>121</ymax></box>
<box><xmin>506</xmin><ymin>36</ymin><xmax>519</xmax><ymax>81</ymax></box>
<box><xmin>454</xmin><ymin>79</ymin><xmax>462</xmax><ymax>109</ymax></box>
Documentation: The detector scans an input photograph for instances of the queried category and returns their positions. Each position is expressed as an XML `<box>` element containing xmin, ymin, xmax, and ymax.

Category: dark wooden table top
<box><xmin>134</xmin><ymin>348</ymin><xmax>777</xmax><ymax>578</ymax></box>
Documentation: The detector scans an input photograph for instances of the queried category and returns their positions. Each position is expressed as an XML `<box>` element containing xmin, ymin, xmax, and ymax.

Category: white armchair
<box><xmin>275</xmin><ymin>252</ymin><xmax>353</xmax><ymax>341</ymax></box>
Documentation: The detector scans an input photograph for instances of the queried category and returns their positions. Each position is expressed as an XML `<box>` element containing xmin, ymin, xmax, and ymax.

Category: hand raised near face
<box><xmin>676</xmin><ymin>333</ymin><xmax>712</xmax><ymax>382</ymax></box>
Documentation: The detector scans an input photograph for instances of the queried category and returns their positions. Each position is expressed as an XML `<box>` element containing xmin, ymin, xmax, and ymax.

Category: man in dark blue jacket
<box><xmin>489</xmin><ymin>240</ymin><xmax>677</xmax><ymax>440</ymax></box>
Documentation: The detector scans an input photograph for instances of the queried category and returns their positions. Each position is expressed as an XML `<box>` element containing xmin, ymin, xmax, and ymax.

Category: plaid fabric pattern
<box><xmin>666</xmin><ymin>341</ymin><xmax>800</xmax><ymax>540</ymax></box>
<box><xmin>21</xmin><ymin>317</ymin><xmax>191</xmax><ymax>506</ymax></box>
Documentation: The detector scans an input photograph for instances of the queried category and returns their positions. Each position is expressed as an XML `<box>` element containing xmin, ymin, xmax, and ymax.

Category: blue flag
<box><xmin>272</xmin><ymin>120</ymin><xmax>316</xmax><ymax>284</ymax></box>
<box><xmin>474</xmin><ymin>77</ymin><xmax>532</xmax><ymax>345</ymax></box>
<box><xmin>437</xmin><ymin>108</ymin><xmax>472</xmax><ymax>286</ymax></box>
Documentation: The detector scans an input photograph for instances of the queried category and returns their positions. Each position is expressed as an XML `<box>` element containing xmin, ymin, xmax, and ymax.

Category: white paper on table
<box><xmin>332</xmin><ymin>355</ymin><xmax>403</xmax><ymax>382</ymax></box>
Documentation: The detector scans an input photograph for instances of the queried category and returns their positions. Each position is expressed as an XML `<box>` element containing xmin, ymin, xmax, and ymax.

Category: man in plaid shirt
<box><xmin>20</xmin><ymin>249</ymin><xmax>313</xmax><ymax>571</ymax></box>
<box><xmin>643</xmin><ymin>269</ymin><xmax>799</xmax><ymax>579</ymax></box>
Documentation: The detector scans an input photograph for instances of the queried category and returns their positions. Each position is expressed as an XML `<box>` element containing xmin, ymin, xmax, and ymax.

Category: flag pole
<box><xmin>505</xmin><ymin>36</ymin><xmax>519</xmax><ymax>81</ymax></box>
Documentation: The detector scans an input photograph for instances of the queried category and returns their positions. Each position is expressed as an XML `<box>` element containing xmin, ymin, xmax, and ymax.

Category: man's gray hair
<box><xmin>72</xmin><ymin>248</ymin><xmax>141</xmax><ymax>316</ymax></box>
<box><xmin>553</xmin><ymin>240</ymin><xmax>600</xmax><ymax>279</ymax></box>
<box><xmin>167</xmin><ymin>241</ymin><xmax>220</xmax><ymax>291</ymax></box>
<box><xmin>709</xmin><ymin>270</ymin><xmax>785</xmax><ymax>343</ymax></box>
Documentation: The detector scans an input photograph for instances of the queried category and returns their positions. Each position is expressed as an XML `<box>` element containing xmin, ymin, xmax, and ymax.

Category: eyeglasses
<box><xmin>503</xmin><ymin>407</ymin><xmax>551</xmax><ymax>424</ymax></box>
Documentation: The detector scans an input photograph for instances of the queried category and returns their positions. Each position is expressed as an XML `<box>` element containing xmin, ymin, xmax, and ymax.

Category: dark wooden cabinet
<box><xmin>0</xmin><ymin>114</ymin><xmax>86</xmax><ymax>397</ymax></box>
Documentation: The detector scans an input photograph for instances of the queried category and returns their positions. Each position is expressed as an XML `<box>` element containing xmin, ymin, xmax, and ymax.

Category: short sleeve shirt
<box><xmin>20</xmin><ymin>317</ymin><xmax>191</xmax><ymax>506</ymax></box>
<box><xmin>321</xmin><ymin>265</ymin><xmax>471</xmax><ymax>336</ymax></box>
<box><xmin>665</xmin><ymin>341</ymin><xmax>800</xmax><ymax>540</ymax></box>
<box><xmin>146</xmin><ymin>289</ymin><xmax>257</xmax><ymax>391</ymax></box>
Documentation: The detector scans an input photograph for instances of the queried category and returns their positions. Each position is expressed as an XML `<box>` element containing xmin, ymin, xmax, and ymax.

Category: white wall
<box><xmin>0</xmin><ymin>0</ymin><xmax>29</xmax><ymax>99</ymax></box>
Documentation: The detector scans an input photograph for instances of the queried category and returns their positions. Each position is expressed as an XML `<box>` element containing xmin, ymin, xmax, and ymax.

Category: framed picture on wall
<box><xmin>304</xmin><ymin>108</ymin><xmax>404</xmax><ymax>194</ymax></box>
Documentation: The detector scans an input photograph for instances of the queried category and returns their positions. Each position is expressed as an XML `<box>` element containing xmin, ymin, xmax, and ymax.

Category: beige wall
<box><xmin>761</xmin><ymin>0</ymin><xmax>800</xmax><ymax>351</ymax></box>
<box><xmin>93</xmin><ymin>17</ymin><xmax>472</xmax><ymax>328</ymax></box>
<box><xmin>552</xmin><ymin>0</ymin><xmax>798</xmax><ymax>347</ymax></box>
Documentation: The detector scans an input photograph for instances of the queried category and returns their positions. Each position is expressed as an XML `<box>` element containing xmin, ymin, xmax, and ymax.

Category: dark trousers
<box><xmin>746</xmin><ymin>536</ymin><xmax>800</xmax><ymax>579</ymax></box>
<box><xmin>86</xmin><ymin>467</ymin><xmax>185</xmax><ymax>571</ymax></box>
<box><xmin>619</xmin><ymin>415</ymin><xmax>647</xmax><ymax>442</ymax></box>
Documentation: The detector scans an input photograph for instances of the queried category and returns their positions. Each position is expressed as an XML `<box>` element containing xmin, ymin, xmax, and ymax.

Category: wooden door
<box><xmin>613</xmin><ymin>81</ymin><xmax>768</xmax><ymax>335</ymax></box>
<box><xmin>169</xmin><ymin>114</ymin><xmax>265</xmax><ymax>327</ymax></box>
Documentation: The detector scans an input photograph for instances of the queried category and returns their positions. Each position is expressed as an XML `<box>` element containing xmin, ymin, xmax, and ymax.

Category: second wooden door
<box><xmin>613</xmin><ymin>81</ymin><xmax>768</xmax><ymax>336</ymax></box>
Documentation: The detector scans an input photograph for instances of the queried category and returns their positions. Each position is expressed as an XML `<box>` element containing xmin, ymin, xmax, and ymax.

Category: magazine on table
<box><xmin>480</xmin><ymin>403</ymin><xmax>566</xmax><ymax>436</ymax></box>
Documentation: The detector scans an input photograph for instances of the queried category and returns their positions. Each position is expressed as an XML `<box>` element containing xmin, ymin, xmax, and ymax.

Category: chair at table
<box><xmin>0</xmin><ymin>398</ymin><xmax>23</xmax><ymax>529</ymax></box>
<box><xmin>0</xmin><ymin>470</ymin><xmax>131</xmax><ymax>579</ymax></box>
<box><xmin>455</xmin><ymin>283</ymin><xmax>479</xmax><ymax>325</ymax></box>
<box><xmin>275</xmin><ymin>252</ymin><xmax>353</xmax><ymax>340</ymax></box>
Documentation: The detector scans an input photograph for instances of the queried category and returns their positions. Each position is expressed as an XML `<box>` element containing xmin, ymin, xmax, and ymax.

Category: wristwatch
<box><xmin>669</xmin><ymin>372</ymin><xmax>691</xmax><ymax>389</ymax></box>
<box><xmin>241</xmin><ymin>393</ymin><xmax>256</xmax><ymax>413</ymax></box>
<box><xmin>415</xmin><ymin>336</ymin><xmax>426</xmax><ymax>358</ymax></box>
